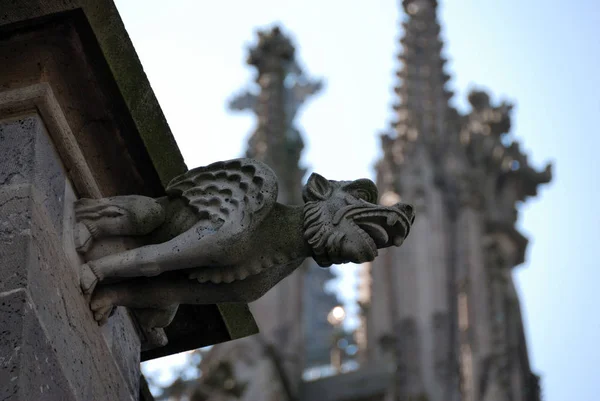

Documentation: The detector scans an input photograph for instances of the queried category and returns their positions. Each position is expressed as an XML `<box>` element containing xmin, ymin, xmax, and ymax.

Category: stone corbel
<box><xmin>74</xmin><ymin>159</ymin><xmax>416</xmax><ymax>331</ymax></box>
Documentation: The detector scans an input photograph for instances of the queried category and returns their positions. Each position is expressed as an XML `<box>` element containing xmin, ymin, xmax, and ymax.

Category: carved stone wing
<box><xmin>165</xmin><ymin>158</ymin><xmax>278</xmax><ymax>231</ymax></box>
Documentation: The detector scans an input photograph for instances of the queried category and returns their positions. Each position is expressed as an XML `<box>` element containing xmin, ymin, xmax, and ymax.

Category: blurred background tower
<box><xmin>233</xmin><ymin>23</ymin><xmax>342</xmax><ymax>378</ymax></box>
<box><xmin>365</xmin><ymin>1</ymin><xmax>550</xmax><ymax>400</ymax></box>
<box><xmin>191</xmin><ymin>26</ymin><xmax>342</xmax><ymax>401</ymax></box>
<box><xmin>228</xmin><ymin>28</ymin><xmax>340</xmax><ymax>373</ymax></box>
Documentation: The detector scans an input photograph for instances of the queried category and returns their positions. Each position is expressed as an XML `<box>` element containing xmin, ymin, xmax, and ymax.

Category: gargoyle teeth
<box><xmin>249</xmin><ymin>264</ymin><xmax>263</xmax><ymax>274</ymax></box>
<box><xmin>387</xmin><ymin>214</ymin><xmax>398</xmax><ymax>226</ymax></box>
<box><xmin>394</xmin><ymin>236</ymin><xmax>405</xmax><ymax>246</ymax></box>
<box><xmin>222</xmin><ymin>272</ymin><xmax>235</xmax><ymax>283</ymax></box>
<box><xmin>236</xmin><ymin>269</ymin><xmax>250</xmax><ymax>280</ymax></box>
<box><xmin>211</xmin><ymin>274</ymin><xmax>223</xmax><ymax>284</ymax></box>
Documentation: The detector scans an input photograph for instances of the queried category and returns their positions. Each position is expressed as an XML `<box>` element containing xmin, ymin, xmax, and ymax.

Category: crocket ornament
<box><xmin>74</xmin><ymin>158</ymin><xmax>415</xmax><ymax>329</ymax></box>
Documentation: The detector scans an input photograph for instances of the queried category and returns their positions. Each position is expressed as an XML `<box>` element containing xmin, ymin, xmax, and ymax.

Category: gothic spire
<box><xmin>392</xmin><ymin>0</ymin><xmax>455</xmax><ymax>150</ymax></box>
<box><xmin>369</xmin><ymin>3</ymin><xmax>552</xmax><ymax>401</ymax></box>
<box><xmin>378</xmin><ymin>0</ymin><xmax>458</xmax><ymax>196</ymax></box>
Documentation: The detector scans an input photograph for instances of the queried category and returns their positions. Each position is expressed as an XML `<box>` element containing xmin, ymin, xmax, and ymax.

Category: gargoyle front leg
<box><xmin>80</xmin><ymin>224</ymin><xmax>222</xmax><ymax>294</ymax></box>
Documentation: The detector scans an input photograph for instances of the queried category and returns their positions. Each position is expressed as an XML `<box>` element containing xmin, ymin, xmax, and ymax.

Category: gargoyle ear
<box><xmin>303</xmin><ymin>173</ymin><xmax>333</xmax><ymax>202</ymax></box>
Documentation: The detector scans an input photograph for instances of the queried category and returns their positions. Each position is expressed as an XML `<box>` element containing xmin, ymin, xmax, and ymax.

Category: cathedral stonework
<box><xmin>367</xmin><ymin>1</ymin><xmax>550</xmax><ymax>401</ymax></box>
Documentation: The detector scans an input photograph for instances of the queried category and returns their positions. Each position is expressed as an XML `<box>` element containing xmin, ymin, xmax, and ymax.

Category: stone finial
<box><xmin>247</xmin><ymin>26</ymin><xmax>295</xmax><ymax>75</ymax></box>
<box><xmin>74</xmin><ymin>158</ymin><xmax>415</xmax><ymax>329</ymax></box>
<box><xmin>403</xmin><ymin>0</ymin><xmax>438</xmax><ymax>15</ymax></box>
<box><xmin>467</xmin><ymin>90</ymin><xmax>491</xmax><ymax>112</ymax></box>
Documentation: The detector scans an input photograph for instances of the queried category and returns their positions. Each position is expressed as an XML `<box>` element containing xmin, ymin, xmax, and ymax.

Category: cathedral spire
<box><xmin>369</xmin><ymin>2</ymin><xmax>551</xmax><ymax>401</ymax></box>
<box><xmin>378</xmin><ymin>0</ymin><xmax>458</xmax><ymax>196</ymax></box>
<box><xmin>392</xmin><ymin>0</ymin><xmax>454</xmax><ymax>149</ymax></box>
<box><xmin>382</xmin><ymin>0</ymin><xmax>456</xmax><ymax>186</ymax></box>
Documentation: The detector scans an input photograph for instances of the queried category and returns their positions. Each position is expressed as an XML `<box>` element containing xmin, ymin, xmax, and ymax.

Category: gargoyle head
<box><xmin>302</xmin><ymin>173</ymin><xmax>415</xmax><ymax>267</ymax></box>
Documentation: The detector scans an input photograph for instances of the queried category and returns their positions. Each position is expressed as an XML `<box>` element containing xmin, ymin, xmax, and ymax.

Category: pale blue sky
<box><xmin>115</xmin><ymin>1</ymin><xmax>599</xmax><ymax>399</ymax></box>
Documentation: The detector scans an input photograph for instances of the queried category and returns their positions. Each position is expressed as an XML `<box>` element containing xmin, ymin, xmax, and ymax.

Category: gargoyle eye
<box><xmin>342</xmin><ymin>179</ymin><xmax>379</xmax><ymax>203</ymax></box>
<box><xmin>354</xmin><ymin>190</ymin><xmax>372</xmax><ymax>202</ymax></box>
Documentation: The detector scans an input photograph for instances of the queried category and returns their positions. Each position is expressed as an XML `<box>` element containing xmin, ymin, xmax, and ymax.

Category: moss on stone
<box><xmin>78</xmin><ymin>0</ymin><xmax>188</xmax><ymax>185</ymax></box>
<box><xmin>217</xmin><ymin>304</ymin><xmax>260</xmax><ymax>340</ymax></box>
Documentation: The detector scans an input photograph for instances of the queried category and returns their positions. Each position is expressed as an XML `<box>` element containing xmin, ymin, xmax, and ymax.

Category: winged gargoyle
<box><xmin>74</xmin><ymin>158</ymin><xmax>415</xmax><ymax>328</ymax></box>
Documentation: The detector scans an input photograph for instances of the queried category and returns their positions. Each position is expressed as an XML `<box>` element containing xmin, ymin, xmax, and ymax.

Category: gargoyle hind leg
<box><xmin>92</xmin><ymin>301</ymin><xmax>179</xmax><ymax>328</ymax></box>
<box><xmin>80</xmin><ymin>223</ymin><xmax>220</xmax><ymax>294</ymax></box>
<box><xmin>90</xmin><ymin>274</ymin><xmax>257</xmax><ymax>320</ymax></box>
<box><xmin>90</xmin><ymin>279</ymin><xmax>190</xmax><ymax>318</ymax></box>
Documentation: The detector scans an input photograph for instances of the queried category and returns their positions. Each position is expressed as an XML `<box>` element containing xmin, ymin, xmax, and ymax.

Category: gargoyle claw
<box><xmin>80</xmin><ymin>263</ymin><xmax>99</xmax><ymax>295</ymax></box>
<box><xmin>74</xmin><ymin>222</ymin><xmax>93</xmax><ymax>254</ymax></box>
<box><xmin>93</xmin><ymin>305</ymin><xmax>114</xmax><ymax>325</ymax></box>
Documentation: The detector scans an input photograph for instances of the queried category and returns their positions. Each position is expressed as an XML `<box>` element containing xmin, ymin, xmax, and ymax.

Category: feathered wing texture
<box><xmin>165</xmin><ymin>158</ymin><xmax>279</xmax><ymax>232</ymax></box>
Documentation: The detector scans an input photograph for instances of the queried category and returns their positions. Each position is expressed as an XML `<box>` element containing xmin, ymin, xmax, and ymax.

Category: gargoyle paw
<box><xmin>80</xmin><ymin>263</ymin><xmax>98</xmax><ymax>295</ymax></box>
<box><xmin>74</xmin><ymin>222</ymin><xmax>93</xmax><ymax>254</ymax></box>
<box><xmin>90</xmin><ymin>294</ymin><xmax>115</xmax><ymax>326</ymax></box>
<box><xmin>93</xmin><ymin>305</ymin><xmax>114</xmax><ymax>326</ymax></box>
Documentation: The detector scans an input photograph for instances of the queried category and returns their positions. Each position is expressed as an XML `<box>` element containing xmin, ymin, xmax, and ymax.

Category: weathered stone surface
<box><xmin>0</xmin><ymin>116</ymin><xmax>65</xmax><ymax>236</ymax></box>
<box><xmin>102</xmin><ymin>308</ymin><xmax>142</xmax><ymax>395</ymax></box>
<box><xmin>0</xmin><ymin>192</ymin><xmax>31</xmax><ymax>294</ymax></box>
<box><xmin>0</xmin><ymin>289</ymin><xmax>77</xmax><ymax>401</ymax></box>
<box><xmin>0</xmin><ymin>114</ymin><xmax>139</xmax><ymax>400</ymax></box>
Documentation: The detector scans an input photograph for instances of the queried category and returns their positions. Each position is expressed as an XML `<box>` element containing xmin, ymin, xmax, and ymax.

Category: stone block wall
<box><xmin>0</xmin><ymin>114</ymin><xmax>141</xmax><ymax>400</ymax></box>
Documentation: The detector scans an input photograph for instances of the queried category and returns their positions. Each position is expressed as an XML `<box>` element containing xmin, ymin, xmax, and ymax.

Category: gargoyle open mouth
<box><xmin>336</xmin><ymin>203</ymin><xmax>415</xmax><ymax>252</ymax></box>
<box><xmin>354</xmin><ymin>209</ymin><xmax>412</xmax><ymax>248</ymax></box>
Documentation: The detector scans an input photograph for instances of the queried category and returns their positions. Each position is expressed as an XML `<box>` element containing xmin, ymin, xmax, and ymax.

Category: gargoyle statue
<box><xmin>74</xmin><ymin>158</ymin><xmax>415</xmax><ymax>328</ymax></box>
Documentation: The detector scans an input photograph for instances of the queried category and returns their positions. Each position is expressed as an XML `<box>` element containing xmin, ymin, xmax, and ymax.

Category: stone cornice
<box><xmin>0</xmin><ymin>83</ymin><xmax>101</xmax><ymax>198</ymax></box>
<box><xmin>0</xmin><ymin>0</ymin><xmax>187</xmax><ymax>186</ymax></box>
